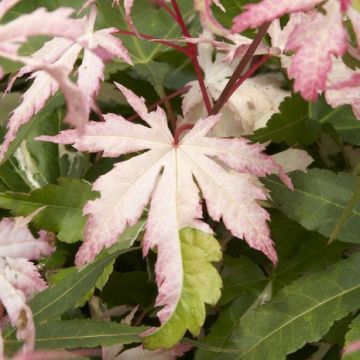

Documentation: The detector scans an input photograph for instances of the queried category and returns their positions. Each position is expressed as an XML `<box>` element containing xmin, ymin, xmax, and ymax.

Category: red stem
<box><xmin>211</xmin><ymin>22</ymin><xmax>271</xmax><ymax>115</ymax></box>
<box><xmin>115</xmin><ymin>29</ymin><xmax>191</xmax><ymax>56</ymax></box>
<box><xmin>127</xmin><ymin>85</ymin><xmax>191</xmax><ymax>122</ymax></box>
<box><xmin>173</xmin><ymin>123</ymin><xmax>194</xmax><ymax>145</ymax></box>
<box><xmin>170</xmin><ymin>0</ymin><xmax>212</xmax><ymax>114</ymax></box>
<box><xmin>161</xmin><ymin>2</ymin><xmax>178</xmax><ymax>21</ymax></box>
<box><xmin>227</xmin><ymin>55</ymin><xmax>270</xmax><ymax>102</ymax></box>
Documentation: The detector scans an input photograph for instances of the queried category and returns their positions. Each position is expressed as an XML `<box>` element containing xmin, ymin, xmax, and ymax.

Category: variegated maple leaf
<box><xmin>0</xmin><ymin>1</ymin><xmax>93</xmax><ymax>162</ymax></box>
<box><xmin>234</xmin><ymin>0</ymin><xmax>360</xmax><ymax>102</ymax></box>
<box><xmin>326</xmin><ymin>57</ymin><xmax>360</xmax><ymax>119</ymax></box>
<box><xmin>0</xmin><ymin>218</ymin><xmax>52</xmax><ymax>357</ymax></box>
<box><xmin>38</xmin><ymin>83</ymin><xmax>291</xmax><ymax>347</ymax></box>
<box><xmin>269</xmin><ymin>12</ymin><xmax>360</xmax><ymax>120</ymax></box>
<box><xmin>0</xmin><ymin>5</ymin><xmax>131</xmax><ymax>162</ymax></box>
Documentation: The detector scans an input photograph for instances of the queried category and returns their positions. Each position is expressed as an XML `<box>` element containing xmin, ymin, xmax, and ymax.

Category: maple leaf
<box><xmin>38</xmin><ymin>83</ymin><xmax>291</xmax><ymax>347</ymax></box>
<box><xmin>0</xmin><ymin>5</ymin><xmax>131</xmax><ymax>162</ymax></box>
<box><xmin>232</xmin><ymin>0</ymin><xmax>323</xmax><ymax>33</ymax></box>
<box><xmin>194</xmin><ymin>0</ymin><xmax>229</xmax><ymax>36</ymax></box>
<box><xmin>286</xmin><ymin>0</ymin><xmax>347</xmax><ymax>101</ymax></box>
<box><xmin>0</xmin><ymin>218</ymin><xmax>50</xmax><ymax>357</ymax></box>
<box><xmin>325</xmin><ymin>58</ymin><xmax>360</xmax><ymax>119</ymax></box>
<box><xmin>0</xmin><ymin>218</ymin><xmax>53</xmax><ymax>260</ymax></box>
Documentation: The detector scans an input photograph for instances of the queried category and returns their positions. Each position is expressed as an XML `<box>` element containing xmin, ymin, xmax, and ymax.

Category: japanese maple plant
<box><xmin>0</xmin><ymin>0</ymin><xmax>360</xmax><ymax>359</ymax></box>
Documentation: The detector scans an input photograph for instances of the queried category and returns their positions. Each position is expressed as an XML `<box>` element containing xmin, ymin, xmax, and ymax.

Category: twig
<box><xmin>127</xmin><ymin>85</ymin><xmax>190</xmax><ymax>122</ymax></box>
<box><xmin>171</xmin><ymin>0</ymin><xmax>212</xmax><ymax>114</ymax></box>
<box><xmin>211</xmin><ymin>22</ymin><xmax>271</xmax><ymax>115</ymax></box>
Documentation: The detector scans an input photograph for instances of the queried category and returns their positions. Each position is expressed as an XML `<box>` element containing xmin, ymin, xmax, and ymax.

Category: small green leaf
<box><xmin>144</xmin><ymin>228</ymin><xmax>222</xmax><ymax>349</ymax></box>
<box><xmin>264</xmin><ymin>169</ymin><xmax>360</xmax><ymax>244</ymax></box>
<box><xmin>0</xmin><ymin>177</ymin><xmax>97</xmax><ymax>243</ymax></box>
<box><xmin>344</xmin><ymin>315</ymin><xmax>360</xmax><ymax>360</ymax></box>
<box><xmin>352</xmin><ymin>0</ymin><xmax>360</xmax><ymax>12</ymax></box>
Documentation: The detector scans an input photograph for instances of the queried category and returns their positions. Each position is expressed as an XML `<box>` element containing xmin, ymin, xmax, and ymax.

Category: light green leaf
<box><xmin>200</xmin><ymin>253</ymin><xmax>360</xmax><ymax>360</ymax></box>
<box><xmin>264</xmin><ymin>169</ymin><xmax>360</xmax><ymax>244</ymax></box>
<box><xmin>352</xmin><ymin>0</ymin><xmax>360</xmax><ymax>12</ymax></box>
<box><xmin>144</xmin><ymin>228</ymin><xmax>222</xmax><ymax>349</ymax></box>
<box><xmin>0</xmin><ymin>177</ymin><xmax>98</xmax><ymax>243</ymax></box>
<box><xmin>344</xmin><ymin>315</ymin><xmax>360</xmax><ymax>360</ymax></box>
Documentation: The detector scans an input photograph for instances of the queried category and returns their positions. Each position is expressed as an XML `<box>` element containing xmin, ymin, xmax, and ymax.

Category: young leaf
<box><xmin>264</xmin><ymin>169</ymin><xmax>360</xmax><ymax>244</ymax></box>
<box><xmin>143</xmin><ymin>228</ymin><xmax>222</xmax><ymax>349</ymax></box>
<box><xmin>0</xmin><ymin>178</ymin><xmax>98</xmax><ymax>243</ymax></box>
<box><xmin>343</xmin><ymin>315</ymin><xmax>360</xmax><ymax>359</ymax></box>
<box><xmin>199</xmin><ymin>253</ymin><xmax>360</xmax><ymax>360</ymax></box>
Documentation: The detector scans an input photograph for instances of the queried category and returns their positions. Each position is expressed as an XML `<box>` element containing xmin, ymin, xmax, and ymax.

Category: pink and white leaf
<box><xmin>0</xmin><ymin>44</ymin><xmax>83</xmax><ymax>161</ymax></box>
<box><xmin>0</xmin><ymin>218</ymin><xmax>53</xmax><ymax>260</ymax></box>
<box><xmin>271</xmin><ymin>149</ymin><xmax>314</xmax><ymax>173</ymax></box>
<box><xmin>0</xmin><ymin>271</ymin><xmax>35</xmax><ymax>354</ymax></box>
<box><xmin>0</xmin><ymin>8</ymin><xmax>83</xmax><ymax>50</ymax></box>
<box><xmin>194</xmin><ymin>0</ymin><xmax>229</xmax><ymax>36</ymax></box>
<box><xmin>38</xmin><ymin>84</ymin><xmax>291</xmax><ymax>335</ymax></box>
<box><xmin>286</xmin><ymin>0</ymin><xmax>347</xmax><ymax>101</ymax></box>
<box><xmin>232</xmin><ymin>0</ymin><xmax>322</xmax><ymax>33</ymax></box>
<box><xmin>325</xmin><ymin>58</ymin><xmax>360</xmax><ymax>119</ymax></box>
<box><xmin>0</xmin><ymin>257</ymin><xmax>47</xmax><ymax>355</ymax></box>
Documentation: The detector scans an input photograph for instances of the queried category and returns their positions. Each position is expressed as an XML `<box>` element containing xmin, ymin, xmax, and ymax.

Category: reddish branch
<box><xmin>211</xmin><ymin>22</ymin><xmax>271</xmax><ymax>115</ymax></box>
<box><xmin>173</xmin><ymin>123</ymin><xmax>194</xmax><ymax>145</ymax></box>
<box><xmin>115</xmin><ymin>29</ymin><xmax>190</xmax><ymax>56</ymax></box>
<box><xmin>228</xmin><ymin>55</ymin><xmax>271</xmax><ymax>101</ymax></box>
<box><xmin>171</xmin><ymin>0</ymin><xmax>212</xmax><ymax>114</ymax></box>
<box><xmin>118</xmin><ymin>4</ymin><xmax>271</xmax><ymax>122</ymax></box>
<box><xmin>127</xmin><ymin>85</ymin><xmax>191</xmax><ymax>122</ymax></box>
